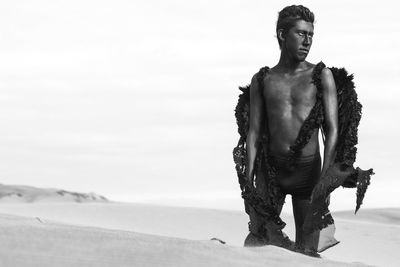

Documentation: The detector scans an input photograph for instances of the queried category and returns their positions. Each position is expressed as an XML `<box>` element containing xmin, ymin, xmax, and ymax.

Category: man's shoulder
<box><xmin>315</xmin><ymin>61</ymin><xmax>349</xmax><ymax>78</ymax></box>
<box><xmin>321</xmin><ymin>66</ymin><xmax>334</xmax><ymax>80</ymax></box>
<box><xmin>254</xmin><ymin>65</ymin><xmax>270</xmax><ymax>76</ymax></box>
<box><xmin>250</xmin><ymin>65</ymin><xmax>270</xmax><ymax>84</ymax></box>
<box><xmin>319</xmin><ymin>63</ymin><xmax>337</xmax><ymax>92</ymax></box>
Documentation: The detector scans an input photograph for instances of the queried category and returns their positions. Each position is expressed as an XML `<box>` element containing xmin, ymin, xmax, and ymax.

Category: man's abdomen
<box><xmin>268</xmin><ymin>126</ymin><xmax>320</xmax><ymax>157</ymax></box>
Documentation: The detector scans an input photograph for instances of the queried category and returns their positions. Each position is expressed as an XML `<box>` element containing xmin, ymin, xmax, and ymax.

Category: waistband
<box><xmin>269</xmin><ymin>153</ymin><xmax>321</xmax><ymax>163</ymax></box>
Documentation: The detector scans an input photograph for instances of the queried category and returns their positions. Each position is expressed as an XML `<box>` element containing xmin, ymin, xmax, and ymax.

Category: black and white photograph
<box><xmin>0</xmin><ymin>1</ymin><xmax>398</xmax><ymax>266</ymax></box>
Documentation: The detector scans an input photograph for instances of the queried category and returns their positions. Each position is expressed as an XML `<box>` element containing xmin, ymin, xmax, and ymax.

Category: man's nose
<box><xmin>303</xmin><ymin>35</ymin><xmax>311</xmax><ymax>46</ymax></box>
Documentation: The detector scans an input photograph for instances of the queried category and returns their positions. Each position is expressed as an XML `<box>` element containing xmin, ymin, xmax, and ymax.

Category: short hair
<box><xmin>276</xmin><ymin>5</ymin><xmax>315</xmax><ymax>48</ymax></box>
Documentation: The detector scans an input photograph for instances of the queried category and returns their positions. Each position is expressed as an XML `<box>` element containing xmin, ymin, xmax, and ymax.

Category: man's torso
<box><xmin>262</xmin><ymin>63</ymin><xmax>320</xmax><ymax>157</ymax></box>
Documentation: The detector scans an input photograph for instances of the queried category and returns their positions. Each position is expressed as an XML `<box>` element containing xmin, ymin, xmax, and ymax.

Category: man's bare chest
<box><xmin>262</xmin><ymin>72</ymin><xmax>317</xmax><ymax>112</ymax></box>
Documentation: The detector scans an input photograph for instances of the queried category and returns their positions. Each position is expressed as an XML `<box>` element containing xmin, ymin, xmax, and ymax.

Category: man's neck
<box><xmin>275</xmin><ymin>53</ymin><xmax>310</xmax><ymax>73</ymax></box>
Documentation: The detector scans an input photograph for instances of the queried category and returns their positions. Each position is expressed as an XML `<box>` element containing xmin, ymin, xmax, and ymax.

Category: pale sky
<box><xmin>0</xmin><ymin>0</ymin><xmax>399</xmax><ymax>211</ymax></box>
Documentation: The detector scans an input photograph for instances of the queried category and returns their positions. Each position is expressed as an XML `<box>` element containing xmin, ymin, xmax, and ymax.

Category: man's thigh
<box><xmin>292</xmin><ymin>195</ymin><xmax>312</xmax><ymax>226</ymax></box>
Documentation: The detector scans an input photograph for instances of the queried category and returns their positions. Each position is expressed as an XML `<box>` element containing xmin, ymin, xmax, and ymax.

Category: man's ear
<box><xmin>277</xmin><ymin>29</ymin><xmax>285</xmax><ymax>43</ymax></box>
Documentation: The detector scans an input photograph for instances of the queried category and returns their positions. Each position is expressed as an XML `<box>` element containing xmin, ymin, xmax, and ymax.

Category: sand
<box><xmin>0</xmin><ymin>202</ymin><xmax>399</xmax><ymax>266</ymax></box>
<box><xmin>0</xmin><ymin>211</ymin><xmax>366</xmax><ymax>267</ymax></box>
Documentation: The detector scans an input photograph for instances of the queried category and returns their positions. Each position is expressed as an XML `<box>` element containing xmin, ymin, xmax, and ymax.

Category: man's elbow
<box><xmin>248</xmin><ymin>128</ymin><xmax>259</xmax><ymax>138</ymax></box>
<box><xmin>247</xmin><ymin>128</ymin><xmax>261</xmax><ymax>143</ymax></box>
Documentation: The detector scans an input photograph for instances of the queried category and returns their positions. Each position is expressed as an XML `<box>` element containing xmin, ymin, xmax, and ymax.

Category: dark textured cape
<box><xmin>233</xmin><ymin>62</ymin><xmax>374</xmax><ymax>247</ymax></box>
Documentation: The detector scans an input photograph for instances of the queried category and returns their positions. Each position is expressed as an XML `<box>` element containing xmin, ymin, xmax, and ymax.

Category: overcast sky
<box><xmin>0</xmin><ymin>0</ymin><xmax>399</xmax><ymax>211</ymax></box>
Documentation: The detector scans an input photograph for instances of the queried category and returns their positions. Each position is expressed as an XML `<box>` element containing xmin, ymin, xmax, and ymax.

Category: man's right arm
<box><xmin>246</xmin><ymin>73</ymin><xmax>265</xmax><ymax>184</ymax></box>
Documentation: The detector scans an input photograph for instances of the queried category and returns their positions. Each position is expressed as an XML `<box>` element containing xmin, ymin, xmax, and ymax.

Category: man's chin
<box><xmin>296</xmin><ymin>52</ymin><xmax>309</xmax><ymax>61</ymax></box>
<box><xmin>295</xmin><ymin>56</ymin><xmax>308</xmax><ymax>62</ymax></box>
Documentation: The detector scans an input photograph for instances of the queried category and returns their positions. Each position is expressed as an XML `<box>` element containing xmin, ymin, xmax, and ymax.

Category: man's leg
<box><xmin>292</xmin><ymin>196</ymin><xmax>320</xmax><ymax>252</ymax></box>
<box><xmin>244</xmin><ymin>194</ymin><xmax>287</xmax><ymax>247</ymax></box>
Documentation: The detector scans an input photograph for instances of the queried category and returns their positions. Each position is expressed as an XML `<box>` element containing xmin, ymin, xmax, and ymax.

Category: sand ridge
<box><xmin>0</xmin><ymin>213</ymin><xmax>370</xmax><ymax>267</ymax></box>
<box><xmin>0</xmin><ymin>203</ymin><xmax>399</xmax><ymax>266</ymax></box>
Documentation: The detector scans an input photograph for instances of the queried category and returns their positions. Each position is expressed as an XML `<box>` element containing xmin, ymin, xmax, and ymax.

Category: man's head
<box><xmin>276</xmin><ymin>5</ymin><xmax>315</xmax><ymax>61</ymax></box>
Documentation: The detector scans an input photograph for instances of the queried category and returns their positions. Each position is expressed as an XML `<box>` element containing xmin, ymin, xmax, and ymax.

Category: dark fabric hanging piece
<box><xmin>233</xmin><ymin>61</ymin><xmax>374</xmax><ymax>249</ymax></box>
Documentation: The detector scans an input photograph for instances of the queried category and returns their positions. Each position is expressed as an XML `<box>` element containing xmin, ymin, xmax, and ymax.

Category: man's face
<box><xmin>282</xmin><ymin>20</ymin><xmax>314</xmax><ymax>62</ymax></box>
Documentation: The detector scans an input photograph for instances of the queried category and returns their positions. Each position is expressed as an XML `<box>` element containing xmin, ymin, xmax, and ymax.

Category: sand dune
<box><xmin>334</xmin><ymin>208</ymin><xmax>400</xmax><ymax>225</ymax></box>
<box><xmin>0</xmin><ymin>184</ymin><xmax>108</xmax><ymax>203</ymax></box>
<box><xmin>0</xmin><ymin>202</ymin><xmax>399</xmax><ymax>266</ymax></box>
<box><xmin>0</xmin><ymin>184</ymin><xmax>398</xmax><ymax>266</ymax></box>
<box><xmin>0</xmin><ymin>213</ymin><xmax>369</xmax><ymax>267</ymax></box>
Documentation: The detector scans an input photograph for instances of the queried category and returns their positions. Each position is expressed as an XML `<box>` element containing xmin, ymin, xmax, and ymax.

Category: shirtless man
<box><xmin>246</xmin><ymin>5</ymin><xmax>338</xmax><ymax>255</ymax></box>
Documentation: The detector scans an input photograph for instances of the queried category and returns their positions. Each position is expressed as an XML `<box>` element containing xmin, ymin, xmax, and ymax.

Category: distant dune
<box><xmin>0</xmin><ymin>184</ymin><xmax>108</xmax><ymax>203</ymax></box>
<box><xmin>333</xmin><ymin>208</ymin><xmax>400</xmax><ymax>225</ymax></box>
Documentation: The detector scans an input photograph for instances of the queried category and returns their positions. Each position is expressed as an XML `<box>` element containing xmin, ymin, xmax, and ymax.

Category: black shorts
<box><xmin>269</xmin><ymin>153</ymin><xmax>322</xmax><ymax>199</ymax></box>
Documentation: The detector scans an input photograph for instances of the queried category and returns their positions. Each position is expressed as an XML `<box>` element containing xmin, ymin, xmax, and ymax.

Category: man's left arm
<box><xmin>320</xmin><ymin>67</ymin><xmax>339</xmax><ymax>178</ymax></box>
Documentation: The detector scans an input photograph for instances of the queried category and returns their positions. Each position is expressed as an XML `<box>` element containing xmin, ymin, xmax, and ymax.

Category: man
<box><xmin>233</xmin><ymin>5</ymin><xmax>373</xmax><ymax>257</ymax></box>
<box><xmin>246</xmin><ymin>5</ymin><xmax>335</xmax><ymax>256</ymax></box>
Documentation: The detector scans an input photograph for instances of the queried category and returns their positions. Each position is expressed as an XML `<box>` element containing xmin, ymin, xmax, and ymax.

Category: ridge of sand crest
<box><xmin>0</xmin><ymin>183</ymin><xmax>108</xmax><ymax>203</ymax></box>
